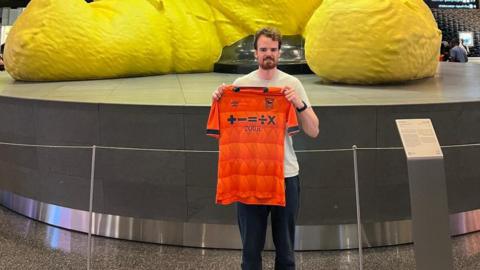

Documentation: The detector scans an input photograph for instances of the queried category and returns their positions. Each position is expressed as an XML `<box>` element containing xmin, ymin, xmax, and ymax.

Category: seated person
<box><xmin>449</xmin><ymin>38</ymin><xmax>468</xmax><ymax>63</ymax></box>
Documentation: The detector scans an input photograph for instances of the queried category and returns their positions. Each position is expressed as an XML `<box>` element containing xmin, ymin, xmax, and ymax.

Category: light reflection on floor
<box><xmin>1</xmin><ymin>205</ymin><xmax>480</xmax><ymax>270</ymax></box>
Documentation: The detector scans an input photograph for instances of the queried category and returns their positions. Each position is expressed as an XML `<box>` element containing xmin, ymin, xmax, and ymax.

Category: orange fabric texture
<box><xmin>206</xmin><ymin>85</ymin><xmax>299</xmax><ymax>206</ymax></box>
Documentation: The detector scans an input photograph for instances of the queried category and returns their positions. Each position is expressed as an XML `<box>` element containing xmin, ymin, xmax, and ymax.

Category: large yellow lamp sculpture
<box><xmin>4</xmin><ymin>0</ymin><xmax>441</xmax><ymax>84</ymax></box>
<box><xmin>4</xmin><ymin>0</ymin><xmax>222</xmax><ymax>80</ymax></box>
<box><xmin>304</xmin><ymin>0</ymin><xmax>442</xmax><ymax>84</ymax></box>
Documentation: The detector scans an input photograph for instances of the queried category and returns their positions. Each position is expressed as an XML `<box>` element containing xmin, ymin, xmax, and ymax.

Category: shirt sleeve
<box><xmin>292</xmin><ymin>78</ymin><xmax>311</xmax><ymax>107</ymax></box>
<box><xmin>286</xmin><ymin>103</ymin><xmax>300</xmax><ymax>136</ymax></box>
<box><xmin>206</xmin><ymin>100</ymin><xmax>220</xmax><ymax>138</ymax></box>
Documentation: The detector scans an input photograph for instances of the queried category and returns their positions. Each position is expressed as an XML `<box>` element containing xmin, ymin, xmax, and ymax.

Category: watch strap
<box><xmin>296</xmin><ymin>101</ymin><xmax>308</xmax><ymax>112</ymax></box>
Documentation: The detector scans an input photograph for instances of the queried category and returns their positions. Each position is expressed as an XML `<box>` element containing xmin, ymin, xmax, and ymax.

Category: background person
<box><xmin>449</xmin><ymin>38</ymin><xmax>468</xmax><ymax>63</ymax></box>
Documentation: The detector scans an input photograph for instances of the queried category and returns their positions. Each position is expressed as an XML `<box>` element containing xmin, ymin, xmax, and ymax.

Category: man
<box><xmin>449</xmin><ymin>38</ymin><xmax>468</xmax><ymax>63</ymax></box>
<box><xmin>459</xmin><ymin>38</ymin><xmax>470</xmax><ymax>56</ymax></box>
<box><xmin>212</xmin><ymin>27</ymin><xmax>319</xmax><ymax>270</ymax></box>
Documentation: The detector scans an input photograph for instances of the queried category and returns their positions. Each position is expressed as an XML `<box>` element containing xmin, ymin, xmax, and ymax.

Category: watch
<box><xmin>296</xmin><ymin>101</ymin><xmax>308</xmax><ymax>112</ymax></box>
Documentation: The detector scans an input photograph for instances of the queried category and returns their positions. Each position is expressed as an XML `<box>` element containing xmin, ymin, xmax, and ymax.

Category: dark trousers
<box><xmin>237</xmin><ymin>176</ymin><xmax>300</xmax><ymax>270</ymax></box>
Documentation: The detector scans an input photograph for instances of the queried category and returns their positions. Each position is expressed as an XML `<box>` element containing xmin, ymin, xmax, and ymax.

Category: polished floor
<box><xmin>0</xmin><ymin>62</ymin><xmax>480</xmax><ymax>107</ymax></box>
<box><xmin>1</xmin><ymin>206</ymin><xmax>480</xmax><ymax>270</ymax></box>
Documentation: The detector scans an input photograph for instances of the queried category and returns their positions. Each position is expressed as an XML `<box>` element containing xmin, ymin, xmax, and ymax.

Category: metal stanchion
<box><xmin>87</xmin><ymin>145</ymin><xmax>96</xmax><ymax>270</ymax></box>
<box><xmin>352</xmin><ymin>145</ymin><xmax>363</xmax><ymax>270</ymax></box>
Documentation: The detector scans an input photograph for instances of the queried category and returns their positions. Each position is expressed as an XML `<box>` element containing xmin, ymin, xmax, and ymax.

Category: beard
<box><xmin>259</xmin><ymin>57</ymin><xmax>277</xmax><ymax>70</ymax></box>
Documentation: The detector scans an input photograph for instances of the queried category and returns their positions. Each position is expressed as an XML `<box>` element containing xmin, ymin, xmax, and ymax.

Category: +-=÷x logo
<box><xmin>228</xmin><ymin>115</ymin><xmax>275</xmax><ymax>125</ymax></box>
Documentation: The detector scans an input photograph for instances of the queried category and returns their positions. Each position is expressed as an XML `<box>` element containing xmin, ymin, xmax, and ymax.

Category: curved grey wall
<box><xmin>0</xmin><ymin>96</ymin><xmax>479</xmax><ymax>227</ymax></box>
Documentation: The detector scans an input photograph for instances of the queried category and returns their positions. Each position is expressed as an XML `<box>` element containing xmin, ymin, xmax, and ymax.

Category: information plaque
<box><xmin>396</xmin><ymin>118</ymin><xmax>453</xmax><ymax>270</ymax></box>
<box><xmin>396</xmin><ymin>119</ymin><xmax>443</xmax><ymax>159</ymax></box>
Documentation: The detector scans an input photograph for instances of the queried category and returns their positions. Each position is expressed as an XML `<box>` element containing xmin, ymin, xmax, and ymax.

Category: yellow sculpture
<box><xmin>4</xmin><ymin>0</ymin><xmax>441</xmax><ymax>84</ymax></box>
<box><xmin>4</xmin><ymin>0</ymin><xmax>220</xmax><ymax>80</ymax></box>
<box><xmin>304</xmin><ymin>0</ymin><xmax>442</xmax><ymax>84</ymax></box>
<box><xmin>207</xmin><ymin>0</ymin><xmax>322</xmax><ymax>45</ymax></box>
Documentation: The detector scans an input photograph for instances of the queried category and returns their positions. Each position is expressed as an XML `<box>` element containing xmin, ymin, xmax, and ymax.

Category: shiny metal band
<box><xmin>1</xmin><ymin>190</ymin><xmax>479</xmax><ymax>250</ymax></box>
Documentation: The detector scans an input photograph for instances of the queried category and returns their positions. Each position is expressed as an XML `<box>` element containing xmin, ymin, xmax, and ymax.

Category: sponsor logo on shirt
<box><xmin>227</xmin><ymin>115</ymin><xmax>276</xmax><ymax>125</ymax></box>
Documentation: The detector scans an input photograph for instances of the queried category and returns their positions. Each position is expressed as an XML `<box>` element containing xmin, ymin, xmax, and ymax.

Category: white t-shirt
<box><xmin>233</xmin><ymin>69</ymin><xmax>311</xmax><ymax>178</ymax></box>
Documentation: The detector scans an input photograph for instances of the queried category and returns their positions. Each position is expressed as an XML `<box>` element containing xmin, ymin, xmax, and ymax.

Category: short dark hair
<box><xmin>253</xmin><ymin>27</ymin><xmax>282</xmax><ymax>50</ymax></box>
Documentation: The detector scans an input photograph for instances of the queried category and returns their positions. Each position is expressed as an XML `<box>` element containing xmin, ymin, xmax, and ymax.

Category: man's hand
<box><xmin>282</xmin><ymin>86</ymin><xmax>303</xmax><ymax>109</ymax></box>
<box><xmin>212</xmin><ymin>83</ymin><xmax>226</xmax><ymax>101</ymax></box>
<box><xmin>283</xmin><ymin>86</ymin><xmax>319</xmax><ymax>138</ymax></box>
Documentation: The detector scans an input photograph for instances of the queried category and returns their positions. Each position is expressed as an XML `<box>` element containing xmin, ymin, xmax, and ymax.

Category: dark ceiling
<box><xmin>0</xmin><ymin>1</ymin><xmax>30</xmax><ymax>8</ymax></box>
<box><xmin>0</xmin><ymin>0</ymin><xmax>94</xmax><ymax>8</ymax></box>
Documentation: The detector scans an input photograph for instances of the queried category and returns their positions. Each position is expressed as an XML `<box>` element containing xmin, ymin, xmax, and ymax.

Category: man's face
<box><xmin>255</xmin><ymin>35</ymin><xmax>280</xmax><ymax>70</ymax></box>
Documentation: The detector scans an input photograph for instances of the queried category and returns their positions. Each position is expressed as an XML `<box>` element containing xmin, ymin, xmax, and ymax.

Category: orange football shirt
<box><xmin>206</xmin><ymin>85</ymin><xmax>300</xmax><ymax>206</ymax></box>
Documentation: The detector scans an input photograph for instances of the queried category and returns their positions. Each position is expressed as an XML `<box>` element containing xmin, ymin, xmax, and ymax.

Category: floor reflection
<box><xmin>1</xmin><ymin>205</ymin><xmax>480</xmax><ymax>270</ymax></box>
